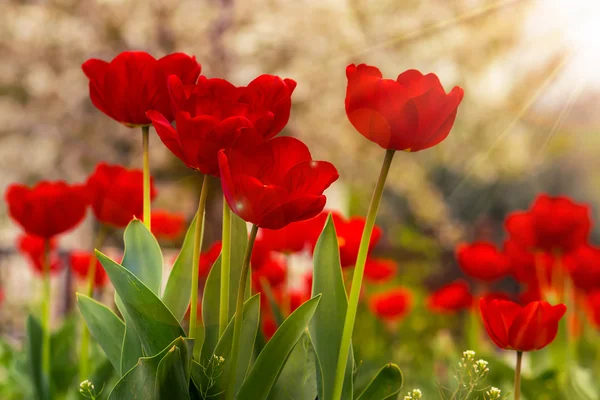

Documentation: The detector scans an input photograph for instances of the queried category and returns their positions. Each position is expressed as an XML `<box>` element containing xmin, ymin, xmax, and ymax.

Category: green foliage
<box><xmin>355</xmin><ymin>363</ymin><xmax>403</xmax><ymax>400</ymax></box>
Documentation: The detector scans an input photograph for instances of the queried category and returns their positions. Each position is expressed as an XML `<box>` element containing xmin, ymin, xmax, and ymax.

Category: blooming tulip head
<box><xmin>86</xmin><ymin>163</ymin><xmax>157</xmax><ymax>228</ymax></box>
<box><xmin>480</xmin><ymin>298</ymin><xmax>566</xmax><ymax>352</ymax></box>
<box><xmin>151</xmin><ymin>210</ymin><xmax>186</xmax><ymax>241</ymax></box>
<box><xmin>82</xmin><ymin>51</ymin><xmax>200</xmax><ymax>127</ymax></box>
<box><xmin>427</xmin><ymin>280</ymin><xmax>473</xmax><ymax>314</ymax></box>
<box><xmin>70</xmin><ymin>251</ymin><xmax>108</xmax><ymax>288</ymax></box>
<box><xmin>369</xmin><ymin>287</ymin><xmax>412</xmax><ymax>322</ymax></box>
<box><xmin>218</xmin><ymin>131</ymin><xmax>338</xmax><ymax>229</ymax></box>
<box><xmin>345</xmin><ymin>64</ymin><xmax>463</xmax><ymax>152</ymax></box>
<box><xmin>6</xmin><ymin>181</ymin><xmax>88</xmax><ymax>239</ymax></box>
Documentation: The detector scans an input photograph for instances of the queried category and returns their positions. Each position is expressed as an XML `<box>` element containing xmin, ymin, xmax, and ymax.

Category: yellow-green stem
<box><xmin>219</xmin><ymin>199</ymin><xmax>232</xmax><ymax>337</ymax></box>
<box><xmin>514</xmin><ymin>351</ymin><xmax>523</xmax><ymax>400</ymax></box>
<box><xmin>225</xmin><ymin>224</ymin><xmax>259</xmax><ymax>400</ymax></box>
<box><xmin>78</xmin><ymin>224</ymin><xmax>109</xmax><ymax>381</ymax></box>
<box><xmin>41</xmin><ymin>239</ymin><xmax>52</xmax><ymax>381</ymax></box>
<box><xmin>142</xmin><ymin>125</ymin><xmax>151</xmax><ymax>230</ymax></box>
<box><xmin>331</xmin><ymin>149</ymin><xmax>395</xmax><ymax>400</ymax></box>
<box><xmin>189</xmin><ymin>175</ymin><xmax>209</xmax><ymax>339</ymax></box>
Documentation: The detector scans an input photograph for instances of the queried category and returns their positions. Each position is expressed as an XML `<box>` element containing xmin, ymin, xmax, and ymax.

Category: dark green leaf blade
<box><xmin>77</xmin><ymin>294</ymin><xmax>125</xmax><ymax>373</ymax></box>
<box><xmin>200</xmin><ymin>255</ymin><xmax>222</xmax><ymax>363</ymax></box>
<box><xmin>356</xmin><ymin>364</ymin><xmax>403</xmax><ymax>400</ymax></box>
<box><xmin>237</xmin><ymin>295</ymin><xmax>321</xmax><ymax>400</ymax></box>
<box><xmin>26</xmin><ymin>315</ymin><xmax>49</xmax><ymax>400</ymax></box>
<box><xmin>121</xmin><ymin>219</ymin><xmax>163</xmax><ymax>294</ymax></box>
<box><xmin>155</xmin><ymin>346</ymin><xmax>190</xmax><ymax>400</ymax></box>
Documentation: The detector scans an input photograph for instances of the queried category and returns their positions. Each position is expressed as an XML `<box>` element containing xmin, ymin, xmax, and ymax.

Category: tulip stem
<box><xmin>225</xmin><ymin>224</ymin><xmax>259</xmax><ymax>400</ymax></box>
<box><xmin>78</xmin><ymin>224</ymin><xmax>109</xmax><ymax>382</ymax></box>
<box><xmin>514</xmin><ymin>351</ymin><xmax>523</xmax><ymax>400</ymax></box>
<box><xmin>332</xmin><ymin>149</ymin><xmax>395</xmax><ymax>400</ymax></box>
<box><xmin>189</xmin><ymin>175</ymin><xmax>209</xmax><ymax>341</ymax></box>
<box><xmin>142</xmin><ymin>125</ymin><xmax>151</xmax><ymax>230</ymax></box>
<box><xmin>41</xmin><ymin>239</ymin><xmax>52</xmax><ymax>383</ymax></box>
<box><xmin>219</xmin><ymin>198</ymin><xmax>232</xmax><ymax>337</ymax></box>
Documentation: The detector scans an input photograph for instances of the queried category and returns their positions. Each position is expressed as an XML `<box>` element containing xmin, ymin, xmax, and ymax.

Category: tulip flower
<box><xmin>456</xmin><ymin>242</ymin><xmax>510</xmax><ymax>283</ymax></box>
<box><xmin>504</xmin><ymin>239</ymin><xmax>554</xmax><ymax>286</ymax></box>
<box><xmin>17</xmin><ymin>234</ymin><xmax>62</xmax><ymax>276</ymax></box>
<box><xmin>505</xmin><ymin>194</ymin><xmax>591</xmax><ymax>254</ymax></box>
<box><xmin>364</xmin><ymin>257</ymin><xmax>397</xmax><ymax>283</ymax></box>
<box><xmin>86</xmin><ymin>163</ymin><xmax>157</xmax><ymax>228</ymax></box>
<box><xmin>345</xmin><ymin>64</ymin><xmax>463</xmax><ymax>152</ymax></box>
<box><xmin>369</xmin><ymin>287</ymin><xmax>412</xmax><ymax>322</ymax></box>
<box><xmin>563</xmin><ymin>245</ymin><xmax>600</xmax><ymax>293</ymax></box>
<box><xmin>70</xmin><ymin>251</ymin><xmax>108</xmax><ymax>289</ymax></box>
<box><xmin>427</xmin><ymin>280</ymin><xmax>473</xmax><ymax>314</ymax></box>
<box><xmin>480</xmin><ymin>298</ymin><xmax>567</xmax><ymax>400</ymax></box>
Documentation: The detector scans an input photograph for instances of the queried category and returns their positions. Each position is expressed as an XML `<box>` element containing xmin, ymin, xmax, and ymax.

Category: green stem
<box><xmin>219</xmin><ymin>198</ymin><xmax>232</xmax><ymax>337</ymax></box>
<box><xmin>514</xmin><ymin>351</ymin><xmax>523</xmax><ymax>400</ymax></box>
<box><xmin>331</xmin><ymin>149</ymin><xmax>395</xmax><ymax>400</ymax></box>
<box><xmin>79</xmin><ymin>224</ymin><xmax>109</xmax><ymax>381</ymax></box>
<box><xmin>142</xmin><ymin>125</ymin><xmax>151</xmax><ymax>230</ymax></box>
<box><xmin>189</xmin><ymin>175</ymin><xmax>209</xmax><ymax>339</ymax></box>
<box><xmin>225</xmin><ymin>224</ymin><xmax>259</xmax><ymax>400</ymax></box>
<box><xmin>41</xmin><ymin>239</ymin><xmax>52</xmax><ymax>382</ymax></box>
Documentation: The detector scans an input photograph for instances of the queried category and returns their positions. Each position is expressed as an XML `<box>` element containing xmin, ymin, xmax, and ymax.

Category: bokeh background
<box><xmin>1</xmin><ymin>0</ymin><xmax>599</xmax><ymax>396</ymax></box>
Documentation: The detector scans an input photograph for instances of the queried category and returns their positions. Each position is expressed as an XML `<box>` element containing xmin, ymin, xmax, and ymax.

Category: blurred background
<box><xmin>0</xmin><ymin>0</ymin><xmax>599</xmax><ymax>396</ymax></box>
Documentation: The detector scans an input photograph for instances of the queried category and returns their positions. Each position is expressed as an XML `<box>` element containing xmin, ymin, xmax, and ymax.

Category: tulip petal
<box><xmin>259</xmin><ymin>195</ymin><xmax>326</xmax><ymax>230</ymax></box>
<box><xmin>157</xmin><ymin>53</ymin><xmax>201</xmax><ymax>85</ymax></box>
<box><xmin>147</xmin><ymin>111</ymin><xmax>189</xmax><ymax>168</ymax></box>
<box><xmin>283</xmin><ymin>160</ymin><xmax>338</xmax><ymax>195</ymax></box>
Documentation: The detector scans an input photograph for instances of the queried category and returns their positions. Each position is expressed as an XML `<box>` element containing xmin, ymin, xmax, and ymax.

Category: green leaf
<box><xmin>119</xmin><ymin>309</ymin><xmax>144</xmax><ymax>376</ymax></box>
<box><xmin>237</xmin><ymin>295</ymin><xmax>321</xmax><ymax>400</ymax></box>
<box><xmin>77</xmin><ymin>294</ymin><xmax>126</xmax><ymax>373</ymax></box>
<box><xmin>155</xmin><ymin>346</ymin><xmax>190</xmax><ymax>400</ymax></box>
<box><xmin>162</xmin><ymin>213</ymin><xmax>199</xmax><ymax>321</ymax></box>
<box><xmin>229</xmin><ymin>213</ymin><xmax>249</xmax><ymax>313</ymax></box>
<box><xmin>214</xmin><ymin>294</ymin><xmax>260</xmax><ymax>394</ymax></box>
<box><xmin>109</xmin><ymin>337</ymin><xmax>192</xmax><ymax>400</ymax></box>
<box><xmin>25</xmin><ymin>315</ymin><xmax>49</xmax><ymax>400</ymax></box>
<box><xmin>97</xmin><ymin>251</ymin><xmax>185</xmax><ymax>357</ymax></box>
<box><xmin>310</xmin><ymin>215</ymin><xmax>354</xmax><ymax>400</ymax></box>
<box><xmin>121</xmin><ymin>219</ymin><xmax>163</xmax><ymax>294</ymax></box>
<box><xmin>49</xmin><ymin>316</ymin><xmax>78</xmax><ymax>394</ymax></box>
<box><xmin>200</xmin><ymin>255</ymin><xmax>222</xmax><ymax>364</ymax></box>
<box><xmin>268</xmin><ymin>332</ymin><xmax>318</xmax><ymax>400</ymax></box>
<box><xmin>356</xmin><ymin>364</ymin><xmax>403</xmax><ymax>400</ymax></box>
<box><xmin>566</xmin><ymin>365</ymin><xmax>599</xmax><ymax>400</ymax></box>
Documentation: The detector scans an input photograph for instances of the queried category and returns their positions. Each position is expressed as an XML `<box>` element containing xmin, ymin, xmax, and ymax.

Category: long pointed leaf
<box><xmin>162</xmin><ymin>213</ymin><xmax>199</xmax><ymax>321</ymax></box>
<box><xmin>228</xmin><ymin>214</ymin><xmax>248</xmax><ymax>316</ymax></box>
<box><xmin>310</xmin><ymin>215</ymin><xmax>354</xmax><ymax>399</ymax></box>
<box><xmin>121</xmin><ymin>219</ymin><xmax>163</xmax><ymax>294</ymax></box>
<box><xmin>200</xmin><ymin>255</ymin><xmax>222</xmax><ymax>364</ymax></box>
<box><xmin>155</xmin><ymin>346</ymin><xmax>190</xmax><ymax>400</ymax></box>
<box><xmin>77</xmin><ymin>295</ymin><xmax>125</xmax><ymax>373</ymax></box>
<box><xmin>356</xmin><ymin>364</ymin><xmax>403</xmax><ymax>400</ymax></box>
<box><xmin>237</xmin><ymin>295</ymin><xmax>321</xmax><ymax>400</ymax></box>
<box><xmin>26</xmin><ymin>315</ymin><xmax>49</xmax><ymax>400</ymax></box>
<box><xmin>97</xmin><ymin>251</ymin><xmax>185</xmax><ymax>357</ymax></box>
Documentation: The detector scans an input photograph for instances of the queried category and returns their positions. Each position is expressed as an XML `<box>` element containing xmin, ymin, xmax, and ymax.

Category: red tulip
<box><xmin>82</xmin><ymin>51</ymin><xmax>200</xmax><ymax>126</ymax></box>
<box><xmin>17</xmin><ymin>234</ymin><xmax>62</xmax><ymax>275</ymax></box>
<box><xmin>70</xmin><ymin>251</ymin><xmax>108</xmax><ymax>288</ymax></box>
<box><xmin>586</xmin><ymin>291</ymin><xmax>600</xmax><ymax>327</ymax></box>
<box><xmin>518</xmin><ymin>283</ymin><xmax>544</xmax><ymax>305</ymax></box>
<box><xmin>345</xmin><ymin>64</ymin><xmax>463</xmax><ymax>151</ymax></box>
<box><xmin>168</xmin><ymin>74</ymin><xmax>296</xmax><ymax>139</ymax></box>
<box><xmin>259</xmin><ymin>213</ymin><xmax>327</xmax><ymax>253</ymax></box>
<box><xmin>253</xmin><ymin>256</ymin><xmax>287</xmax><ymax>290</ymax></box>
<box><xmin>199</xmin><ymin>241</ymin><xmax>223</xmax><ymax>277</ymax></box>
<box><xmin>505</xmin><ymin>194</ymin><xmax>591</xmax><ymax>253</ymax></box>
<box><xmin>6</xmin><ymin>181</ymin><xmax>88</xmax><ymax>239</ymax></box>
<box><xmin>480</xmin><ymin>298</ymin><xmax>566</xmax><ymax>351</ymax></box>
<box><xmin>504</xmin><ymin>239</ymin><xmax>554</xmax><ymax>285</ymax></box>
<box><xmin>563</xmin><ymin>245</ymin><xmax>600</xmax><ymax>293</ymax></box>
<box><xmin>86</xmin><ymin>163</ymin><xmax>157</xmax><ymax>228</ymax></box>
<box><xmin>364</xmin><ymin>257</ymin><xmax>397</xmax><ymax>283</ymax></box>
<box><xmin>218</xmin><ymin>131</ymin><xmax>339</xmax><ymax>229</ymax></box>
<box><xmin>456</xmin><ymin>242</ymin><xmax>510</xmax><ymax>283</ymax></box>
<box><xmin>427</xmin><ymin>280</ymin><xmax>473</xmax><ymax>314</ymax></box>
<box><xmin>480</xmin><ymin>291</ymin><xmax>512</xmax><ymax>302</ymax></box>
<box><xmin>151</xmin><ymin>210</ymin><xmax>186</xmax><ymax>240</ymax></box>
<box><xmin>369</xmin><ymin>287</ymin><xmax>412</xmax><ymax>321</ymax></box>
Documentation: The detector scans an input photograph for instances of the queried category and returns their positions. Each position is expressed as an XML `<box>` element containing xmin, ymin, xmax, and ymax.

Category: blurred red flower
<box><xmin>504</xmin><ymin>239</ymin><xmax>554</xmax><ymax>285</ymax></box>
<box><xmin>345</xmin><ymin>64</ymin><xmax>463</xmax><ymax>152</ymax></box>
<box><xmin>259</xmin><ymin>213</ymin><xmax>327</xmax><ymax>253</ymax></box>
<box><xmin>369</xmin><ymin>287</ymin><xmax>412</xmax><ymax>321</ymax></box>
<box><xmin>17</xmin><ymin>234</ymin><xmax>62</xmax><ymax>275</ymax></box>
<box><xmin>218</xmin><ymin>132</ymin><xmax>338</xmax><ymax>229</ymax></box>
<box><xmin>456</xmin><ymin>242</ymin><xmax>510</xmax><ymax>283</ymax></box>
<box><xmin>86</xmin><ymin>163</ymin><xmax>157</xmax><ymax>228</ymax></box>
<box><xmin>6</xmin><ymin>181</ymin><xmax>88</xmax><ymax>239</ymax></box>
<box><xmin>364</xmin><ymin>257</ymin><xmax>397</xmax><ymax>283</ymax></box>
<box><xmin>70</xmin><ymin>251</ymin><xmax>108</xmax><ymax>288</ymax></box>
<box><xmin>82</xmin><ymin>51</ymin><xmax>200</xmax><ymax>126</ymax></box>
<box><xmin>262</xmin><ymin>314</ymin><xmax>278</xmax><ymax>340</ymax></box>
<box><xmin>563</xmin><ymin>245</ymin><xmax>600</xmax><ymax>293</ymax></box>
<box><xmin>586</xmin><ymin>291</ymin><xmax>600</xmax><ymax>327</ymax></box>
<box><xmin>253</xmin><ymin>256</ymin><xmax>287</xmax><ymax>290</ymax></box>
<box><xmin>329</xmin><ymin>211</ymin><xmax>382</xmax><ymax>268</ymax></box>
<box><xmin>505</xmin><ymin>194</ymin><xmax>591</xmax><ymax>253</ymax></box>
<box><xmin>199</xmin><ymin>241</ymin><xmax>223</xmax><ymax>277</ymax></box>
<box><xmin>151</xmin><ymin>210</ymin><xmax>186</xmax><ymax>241</ymax></box>
<box><xmin>480</xmin><ymin>298</ymin><xmax>566</xmax><ymax>351</ymax></box>
<box><xmin>427</xmin><ymin>280</ymin><xmax>473</xmax><ymax>314</ymax></box>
